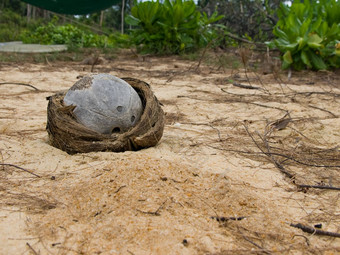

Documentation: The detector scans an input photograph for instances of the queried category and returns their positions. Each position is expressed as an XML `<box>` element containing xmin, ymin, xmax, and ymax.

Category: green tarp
<box><xmin>22</xmin><ymin>0</ymin><xmax>121</xmax><ymax>14</ymax></box>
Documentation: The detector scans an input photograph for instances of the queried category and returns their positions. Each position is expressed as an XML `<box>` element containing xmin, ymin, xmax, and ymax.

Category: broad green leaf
<box><xmin>273</xmin><ymin>38</ymin><xmax>291</xmax><ymax>52</ymax></box>
<box><xmin>317</xmin><ymin>21</ymin><xmax>329</xmax><ymax>38</ymax></box>
<box><xmin>309</xmin><ymin>52</ymin><xmax>327</xmax><ymax>70</ymax></box>
<box><xmin>301</xmin><ymin>50</ymin><xmax>312</xmax><ymax>68</ymax></box>
<box><xmin>290</xmin><ymin>2</ymin><xmax>306</xmax><ymax>20</ymax></box>
<box><xmin>283</xmin><ymin>51</ymin><xmax>293</xmax><ymax>64</ymax></box>
<box><xmin>286</xmin><ymin>15</ymin><xmax>301</xmax><ymax>37</ymax></box>
<box><xmin>125</xmin><ymin>15</ymin><xmax>140</xmax><ymax>26</ymax></box>
<box><xmin>300</xmin><ymin>18</ymin><xmax>311</xmax><ymax>36</ymax></box>
<box><xmin>325</xmin><ymin>23</ymin><xmax>340</xmax><ymax>40</ymax></box>
<box><xmin>336</xmin><ymin>42</ymin><xmax>340</xmax><ymax>56</ymax></box>
<box><xmin>278</xmin><ymin>2</ymin><xmax>290</xmax><ymax>18</ymax></box>
<box><xmin>297</xmin><ymin>37</ymin><xmax>307</xmax><ymax>50</ymax></box>
<box><xmin>307</xmin><ymin>34</ymin><xmax>323</xmax><ymax>49</ymax></box>
<box><xmin>273</xmin><ymin>27</ymin><xmax>289</xmax><ymax>41</ymax></box>
<box><xmin>282</xmin><ymin>59</ymin><xmax>291</xmax><ymax>69</ymax></box>
<box><xmin>311</xmin><ymin>17</ymin><xmax>322</xmax><ymax>32</ymax></box>
<box><xmin>281</xmin><ymin>42</ymin><xmax>299</xmax><ymax>51</ymax></box>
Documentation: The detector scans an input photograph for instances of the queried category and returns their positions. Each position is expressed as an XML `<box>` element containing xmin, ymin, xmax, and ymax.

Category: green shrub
<box><xmin>267</xmin><ymin>0</ymin><xmax>340</xmax><ymax>70</ymax></box>
<box><xmin>0</xmin><ymin>9</ymin><xmax>42</xmax><ymax>42</ymax></box>
<box><xmin>125</xmin><ymin>0</ymin><xmax>223</xmax><ymax>54</ymax></box>
<box><xmin>21</xmin><ymin>20</ymin><xmax>118</xmax><ymax>49</ymax></box>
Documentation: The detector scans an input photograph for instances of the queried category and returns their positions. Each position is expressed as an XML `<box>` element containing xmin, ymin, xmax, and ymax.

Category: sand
<box><xmin>0</xmin><ymin>50</ymin><xmax>339</xmax><ymax>254</ymax></box>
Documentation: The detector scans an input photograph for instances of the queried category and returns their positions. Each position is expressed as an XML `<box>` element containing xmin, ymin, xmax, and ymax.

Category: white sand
<box><xmin>0</xmin><ymin>53</ymin><xmax>339</xmax><ymax>254</ymax></box>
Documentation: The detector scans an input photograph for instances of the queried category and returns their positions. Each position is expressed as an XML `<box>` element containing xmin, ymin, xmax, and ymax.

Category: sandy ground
<box><xmin>0</xmin><ymin>50</ymin><xmax>340</xmax><ymax>254</ymax></box>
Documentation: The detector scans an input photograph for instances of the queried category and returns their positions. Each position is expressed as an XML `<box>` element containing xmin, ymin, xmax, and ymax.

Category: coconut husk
<box><xmin>46</xmin><ymin>77</ymin><xmax>164</xmax><ymax>154</ymax></box>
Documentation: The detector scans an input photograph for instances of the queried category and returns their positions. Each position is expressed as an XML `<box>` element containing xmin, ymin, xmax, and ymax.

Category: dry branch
<box><xmin>0</xmin><ymin>163</ymin><xmax>41</xmax><ymax>178</ymax></box>
<box><xmin>242</xmin><ymin>235</ymin><xmax>271</xmax><ymax>255</ymax></box>
<box><xmin>136</xmin><ymin>199</ymin><xmax>167</xmax><ymax>216</ymax></box>
<box><xmin>0</xmin><ymin>82</ymin><xmax>40</xmax><ymax>91</ymax></box>
<box><xmin>243</xmin><ymin>123</ymin><xmax>295</xmax><ymax>179</ymax></box>
<box><xmin>296</xmin><ymin>91</ymin><xmax>340</xmax><ymax>97</ymax></box>
<box><xmin>297</xmin><ymin>184</ymin><xmax>340</xmax><ymax>191</ymax></box>
<box><xmin>308</xmin><ymin>104</ymin><xmax>338</xmax><ymax>118</ymax></box>
<box><xmin>290</xmin><ymin>223</ymin><xmax>340</xmax><ymax>238</ymax></box>
<box><xmin>254</xmin><ymin>151</ymin><xmax>340</xmax><ymax>168</ymax></box>
<box><xmin>232</xmin><ymin>82</ymin><xmax>261</xmax><ymax>90</ymax></box>
<box><xmin>211</xmin><ymin>216</ymin><xmax>246</xmax><ymax>222</ymax></box>
<box><xmin>26</xmin><ymin>242</ymin><xmax>39</xmax><ymax>255</ymax></box>
<box><xmin>114</xmin><ymin>185</ymin><xmax>126</xmax><ymax>193</ymax></box>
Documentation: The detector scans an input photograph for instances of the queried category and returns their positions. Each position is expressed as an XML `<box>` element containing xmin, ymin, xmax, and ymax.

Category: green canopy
<box><xmin>22</xmin><ymin>0</ymin><xmax>121</xmax><ymax>14</ymax></box>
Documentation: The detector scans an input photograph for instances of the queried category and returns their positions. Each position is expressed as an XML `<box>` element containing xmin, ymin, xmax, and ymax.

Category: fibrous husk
<box><xmin>46</xmin><ymin>77</ymin><xmax>164</xmax><ymax>154</ymax></box>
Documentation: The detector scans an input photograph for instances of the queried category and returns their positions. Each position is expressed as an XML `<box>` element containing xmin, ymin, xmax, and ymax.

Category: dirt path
<box><xmin>1</xmin><ymin>52</ymin><xmax>339</xmax><ymax>254</ymax></box>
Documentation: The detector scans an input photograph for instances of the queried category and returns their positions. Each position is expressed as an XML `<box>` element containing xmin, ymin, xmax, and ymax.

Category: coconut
<box><xmin>46</xmin><ymin>77</ymin><xmax>164</xmax><ymax>154</ymax></box>
<box><xmin>63</xmin><ymin>74</ymin><xmax>143</xmax><ymax>134</ymax></box>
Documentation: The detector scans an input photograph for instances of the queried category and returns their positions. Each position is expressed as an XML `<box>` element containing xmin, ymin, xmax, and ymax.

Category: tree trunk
<box><xmin>121</xmin><ymin>0</ymin><xmax>126</xmax><ymax>34</ymax></box>
<box><xmin>32</xmin><ymin>6</ymin><xmax>36</xmax><ymax>19</ymax></box>
<box><xmin>100</xmin><ymin>10</ymin><xmax>104</xmax><ymax>27</ymax></box>
<box><xmin>27</xmin><ymin>4</ymin><xmax>32</xmax><ymax>22</ymax></box>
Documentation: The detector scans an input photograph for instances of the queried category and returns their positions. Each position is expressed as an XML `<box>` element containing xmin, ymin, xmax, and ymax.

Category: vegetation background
<box><xmin>0</xmin><ymin>0</ymin><xmax>339</xmax><ymax>70</ymax></box>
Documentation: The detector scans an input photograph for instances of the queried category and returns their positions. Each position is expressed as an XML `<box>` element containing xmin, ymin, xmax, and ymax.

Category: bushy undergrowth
<box><xmin>125</xmin><ymin>0</ymin><xmax>223</xmax><ymax>54</ymax></box>
<box><xmin>0</xmin><ymin>9</ymin><xmax>42</xmax><ymax>42</ymax></box>
<box><xmin>21</xmin><ymin>19</ymin><xmax>122</xmax><ymax>48</ymax></box>
<box><xmin>0</xmin><ymin>10</ymin><xmax>127</xmax><ymax>49</ymax></box>
<box><xmin>268</xmin><ymin>0</ymin><xmax>340</xmax><ymax>70</ymax></box>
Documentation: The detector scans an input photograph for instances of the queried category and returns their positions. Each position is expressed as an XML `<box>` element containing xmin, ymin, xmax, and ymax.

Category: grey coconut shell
<box><xmin>46</xmin><ymin>77</ymin><xmax>165</xmax><ymax>154</ymax></box>
<box><xmin>63</xmin><ymin>74</ymin><xmax>143</xmax><ymax>134</ymax></box>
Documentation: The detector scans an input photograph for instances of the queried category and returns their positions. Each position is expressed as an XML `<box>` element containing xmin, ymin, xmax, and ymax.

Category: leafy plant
<box><xmin>0</xmin><ymin>9</ymin><xmax>43</xmax><ymax>42</ymax></box>
<box><xmin>125</xmin><ymin>0</ymin><xmax>223</xmax><ymax>54</ymax></box>
<box><xmin>21</xmin><ymin>18</ymin><xmax>118</xmax><ymax>49</ymax></box>
<box><xmin>267</xmin><ymin>0</ymin><xmax>340</xmax><ymax>70</ymax></box>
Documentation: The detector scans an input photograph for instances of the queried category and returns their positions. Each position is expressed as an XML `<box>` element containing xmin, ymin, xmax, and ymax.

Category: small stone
<box><xmin>182</xmin><ymin>239</ymin><xmax>188</xmax><ymax>247</ymax></box>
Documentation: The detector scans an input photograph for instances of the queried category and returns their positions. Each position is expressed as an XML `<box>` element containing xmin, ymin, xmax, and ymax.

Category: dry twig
<box><xmin>0</xmin><ymin>82</ymin><xmax>40</xmax><ymax>91</ymax></box>
<box><xmin>232</xmin><ymin>82</ymin><xmax>261</xmax><ymax>90</ymax></box>
<box><xmin>242</xmin><ymin>235</ymin><xmax>271</xmax><ymax>254</ymax></box>
<box><xmin>211</xmin><ymin>216</ymin><xmax>246</xmax><ymax>222</ymax></box>
<box><xmin>290</xmin><ymin>223</ymin><xmax>340</xmax><ymax>238</ymax></box>
<box><xmin>137</xmin><ymin>199</ymin><xmax>167</xmax><ymax>216</ymax></box>
<box><xmin>26</xmin><ymin>242</ymin><xmax>39</xmax><ymax>255</ymax></box>
<box><xmin>297</xmin><ymin>184</ymin><xmax>340</xmax><ymax>191</ymax></box>
<box><xmin>308</xmin><ymin>104</ymin><xmax>338</xmax><ymax>118</ymax></box>
<box><xmin>0</xmin><ymin>163</ymin><xmax>41</xmax><ymax>178</ymax></box>
<box><xmin>114</xmin><ymin>185</ymin><xmax>126</xmax><ymax>194</ymax></box>
<box><xmin>242</xmin><ymin>123</ymin><xmax>295</xmax><ymax>179</ymax></box>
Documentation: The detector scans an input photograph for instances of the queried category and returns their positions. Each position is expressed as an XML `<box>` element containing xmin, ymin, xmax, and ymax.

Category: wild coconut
<box><xmin>63</xmin><ymin>74</ymin><xmax>143</xmax><ymax>134</ymax></box>
<box><xmin>46</xmin><ymin>75</ymin><xmax>164</xmax><ymax>154</ymax></box>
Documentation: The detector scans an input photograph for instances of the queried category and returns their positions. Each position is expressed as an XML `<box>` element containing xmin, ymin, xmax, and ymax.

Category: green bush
<box><xmin>0</xmin><ymin>9</ymin><xmax>42</xmax><ymax>42</ymax></box>
<box><xmin>125</xmin><ymin>0</ymin><xmax>223</xmax><ymax>54</ymax></box>
<box><xmin>21</xmin><ymin>19</ymin><xmax>118</xmax><ymax>48</ymax></box>
<box><xmin>267</xmin><ymin>0</ymin><xmax>340</xmax><ymax>70</ymax></box>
